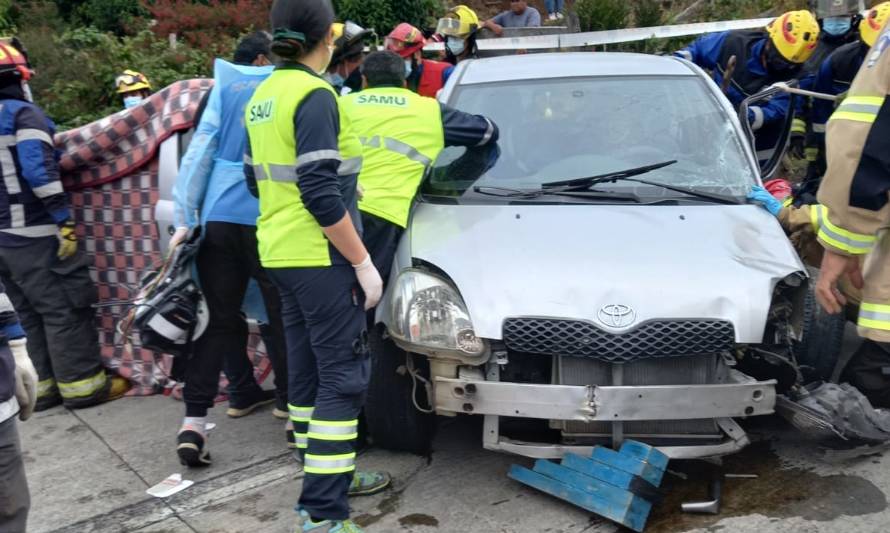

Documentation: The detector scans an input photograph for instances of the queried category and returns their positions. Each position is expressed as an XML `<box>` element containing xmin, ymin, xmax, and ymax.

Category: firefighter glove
<box><xmin>747</xmin><ymin>186</ymin><xmax>783</xmax><ymax>217</ymax></box>
<box><xmin>57</xmin><ymin>221</ymin><xmax>78</xmax><ymax>260</ymax></box>
<box><xmin>10</xmin><ymin>338</ymin><xmax>37</xmax><ymax>421</ymax></box>
<box><xmin>353</xmin><ymin>255</ymin><xmax>383</xmax><ymax>311</ymax></box>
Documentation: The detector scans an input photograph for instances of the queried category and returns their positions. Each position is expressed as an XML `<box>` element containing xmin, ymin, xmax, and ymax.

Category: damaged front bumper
<box><xmin>434</xmin><ymin>375</ymin><xmax>777</xmax><ymax>460</ymax></box>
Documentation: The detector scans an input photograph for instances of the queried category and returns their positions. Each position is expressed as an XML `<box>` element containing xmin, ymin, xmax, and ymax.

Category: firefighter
<box><xmin>814</xmin><ymin>20</ymin><xmax>890</xmax><ymax>407</ymax></box>
<box><xmin>437</xmin><ymin>5</ymin><xmax>481</xmax><ymax>65</ymax></box>
<box><xmin>324</xmin><ymin>21</ymin><xmax>372</xmax><ymax>96</ymax></box>
<box><xmin>115</xmin><ymin>69</ymin><xmax>152</xmax><ymax>109</ymax></box>
<box><xmin>0</xmin><ymin>279</ymin><xmax>35</xmax><ymax>533</ymax></box>
<box><xmin>341</xmin><ymin>50</ymin><xmax>498</xmax><ymax>292</ymax></box>
<box><xmin>675</xmin><ymin>10</ymin><xmax>820</xmax><ymax>166</ymax></box>
<box><xmin>790</xmin><ymin>0</ymin><xmax>864</xmax><ymax>160</ymax></box>
<box><xmin>385</xmin><ymin>23</ymin><xmax>453</xmax><ymax>98</ymax></box>
<box><xmin>0</xmin><ymin>39</ymin><xmax>127</xmax><ymax>411</ymax></box>
<box><xmin>797</xmin><ymin>2</ymin><xmax>890</xmax><ymax>196</ymax></box>
<box><xmin>243</xmin><ymin>1</ymin><xmax>390</xmax><ymax>531</ymax></box>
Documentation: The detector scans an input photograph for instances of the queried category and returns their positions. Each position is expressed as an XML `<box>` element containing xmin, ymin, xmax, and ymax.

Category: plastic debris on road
<box><xmin>146</xmin><ymin>473</ymin><xmax>194</xmax><ymax>498</ymax></box>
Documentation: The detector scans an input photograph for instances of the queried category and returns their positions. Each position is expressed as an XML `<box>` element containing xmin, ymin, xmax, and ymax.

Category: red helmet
<box><xmin>764</xmin><ymin>178</ymin><xmax>793</xmax><ymax>201</ymax></box>
<box><xmin>386</xmin><ymin>23</ymin><xmax>427</xmax><ymax>58</ymax></box>
<box><xmin>0</xmin><ymin>41</ymin><xmax>32</xmax><ymax>82</ymax></box>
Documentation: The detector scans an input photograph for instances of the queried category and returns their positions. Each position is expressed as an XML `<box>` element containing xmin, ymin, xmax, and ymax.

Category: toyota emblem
<box><xmin>598</xmin><ymin>304</ymin><xmax>636</xmax><ymax>328</ymax></box>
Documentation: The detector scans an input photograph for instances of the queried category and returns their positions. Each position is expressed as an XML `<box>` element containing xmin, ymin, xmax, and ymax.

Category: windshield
<box><xmin>423</xmin><ymin>76</ymin><xmax>757</xmax><ymax>202</ymax></box>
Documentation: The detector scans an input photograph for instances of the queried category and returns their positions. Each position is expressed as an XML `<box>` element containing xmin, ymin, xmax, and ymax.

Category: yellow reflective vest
<box><xmin>245</xmin><ymin>67</ymin><xmax>363</xmax><ymax>268</ymax></box>
<box><xmin>340</xmin><ymin>87</ymin><xmax>445</xmax><ymax>228</ymax></box>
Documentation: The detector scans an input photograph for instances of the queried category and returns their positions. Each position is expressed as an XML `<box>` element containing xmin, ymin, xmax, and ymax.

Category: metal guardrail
<box><xmin>422</xmin><ymin>17</ymin><xmax>775</xmax><ymax>52</ymax></box>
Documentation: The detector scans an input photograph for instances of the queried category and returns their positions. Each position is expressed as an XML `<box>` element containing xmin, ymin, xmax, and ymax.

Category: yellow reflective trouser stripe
<box><xmin>307</xmin><ymin>419</ymin><xmax>359</xmax><ymax>441</ymax></box>
<box><xmin>860</xmin><ymin>303</ymin><xmax>890</xmax><ymax>331</ymax></box>
<box><xmin>816</xmin><ymin>206</ymin><xmax>876</xmax><ymax>255</ymax></box>
<box><xmin>304</xmin><ymin>452</ymin><xmax>356</xmax><ymax>474</ymax></box>
<box><xmin>37</xmin><ymin>378</ymin><xmax>57</xmax><ymax>398</ymax></box>
<box><xmin>288</xmin><ymin>404</ymin><xmax>314</xmax><ymax>423</ymax></box>
<box><xmin>57</xmin><ymin>370</ymin><xmax>107</xmax><ymax>399</ymax></box>
<box><xmin>791</xmin><ymin>118</ymin><xmax>806</xmax><ymax>134</ymax></box>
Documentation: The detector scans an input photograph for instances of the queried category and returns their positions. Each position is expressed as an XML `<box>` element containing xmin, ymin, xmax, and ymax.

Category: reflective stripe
<box><xmin>338</xmin><ymin>156</ymin><xmax>363</xmax><ymax>176</ymax></box>
<box><xmin>0</xmin><ymin>135</ymin><xmax>14</xmax><ymax>147</ymax></box>
<box><xmin>860</xmin><ymin>302</ymin><xmax>890</xmax><ymax>329</ymax></box>
<box><xmin>831</xmin><ymin>111</ymin><xmax>877</xmax><ymax>124</ymax></box>
<box><xmin>32</xmin><ymin>181</ymin><xmax>64</xmax><ymax>199</ymax></box>
<box><xmin>791</xmin><ymin>118</ymin><xmax>806</xmax><ymax>134</ymax></box>
<box><xmin>0</xmin><ymin>225</ymin><xmax>58</xmax><ymax>238</ymax></box>
<box><xmin>0</xmin><ymin>147</ymin><xmax>21</xmax><ymax>195</ymax></box>
<box><xmin>295</xmin><ymin>433</ymin><xmax>309</xmax><ymax>449</ymax></box>
<box><xmin>477</xmin><ymin>117</ymin><xmax>495</xmax><ymax>147</ymax></box>
<box><xmin>843</xmin><ymin>96</ymin><xmax>886</xmax><ymax>107</ymax></box>
<box><xmin>268</xmin><ymin>164</ymin><xmax>299</xmax><ymax>183</ymax></box>
<box><xmin>288</xmin><ymin>404</ymin><xmax>314</xmax><ymax>423</ymax></box>
<box><xmin>9</xmin><ymin>205</ymin><xmax>24</xmax><ymax>228</ymax></box>
<box><xmin>307</xmin><ymin>420</ymin><xmax>359</xmax><ymax>441</ymax></box>
<box><xmin>830</xmin><ymin>96</ymin><xmax>884</xmax><ymax>124</ymax></box>
<box><xmin>297</xmin><ymin>150</ymin><xmax>341</xmax><ymax>166</ymax></box>
<box><xmin>37</xmin><ymin>378</ymin><xmax>57</xmax><ymax>398</ymax></box>
<box><xmin>750</xmin><ymin>106</ymin><xmax>764</xmax><ymax>131</ymax></box>
<box><xmin>304</xmin><ymin>452</ymin><xmax>356</xmax><ymax>474</ymax></box>
<box><xmin>816</xmin><ymin>206</ymin><xmax>876</xmax><ymax>254</ymax></box>
<box><xmin>243</xmin><ymin>154</ymin><xmax>253</xmax><ymax>166</ymax></box>
<box><xmin>835</xmin><ymin>103</ymin><xmax>881</xmax><ymax>115</ymax></box>
<box><xmin>361</xmin><ymin>136</ymin><xmax>382</xmax><ymax>149</ymax></box>
<box><xmin>252</xmin><ymin>165</ymin><xmax>269</xmax><ymax>181</ymax></box>
<box><xmin>0</xmin><ymin>293</ymin><xmax>14</xmax><ymax>313</ymax></box>
<box><xmin>57</xmin><ymin>370</ymin><xmax>107</xmax><ymax>399</ymax></box>
<box><xmin>16</xmin><ymin>128</ymin><xmax>53</xmax><ymax>145</ymax></box>
<box><xmin>812</xmin><ymin>123</ymin><xmax>826</xmax><ymax>133</ymax></box>
<box><xmin>383</xmin><ymin>138</ymin><xmax>432</xmax><ymax>167</ymax></box>
<box><xmin>810</xmin><ymin>204</ymin><xmax>822</xmax><ymax>233</ymax></box>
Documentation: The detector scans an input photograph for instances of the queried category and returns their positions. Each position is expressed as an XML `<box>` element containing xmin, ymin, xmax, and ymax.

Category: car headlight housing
<box><xmin>388</xmin><ymin>269</ymin><xmax>486</xmax><ymax>359</ymax></box>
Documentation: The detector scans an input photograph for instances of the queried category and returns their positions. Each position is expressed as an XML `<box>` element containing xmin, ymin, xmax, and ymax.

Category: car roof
<box><xmin>456</xmin><ymin>52</ymin><xmax>698</xmax><ymax>85</ymax></box>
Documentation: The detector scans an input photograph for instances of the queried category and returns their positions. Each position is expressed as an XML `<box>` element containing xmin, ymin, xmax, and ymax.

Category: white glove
<box><xmin>353</xmin><ymin>255</ymin><xmax>383</xmax><ymax>311</ymax></box>
<box><xmin>10</xmin><ymin>339</ymin><xmax>37</xmax><ymax>421</ymax></box>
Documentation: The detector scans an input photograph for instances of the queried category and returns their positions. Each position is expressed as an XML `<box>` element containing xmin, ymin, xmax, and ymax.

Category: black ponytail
<box><xmin>270</xmin><ymin>0</ymin><xmax>334</xmax><ymax>61</ymax></box>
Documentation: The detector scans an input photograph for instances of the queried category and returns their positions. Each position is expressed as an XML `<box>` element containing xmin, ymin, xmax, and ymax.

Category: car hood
<box><xmin>404</xmin><ymin>203</ymin><xmax>806</xmax><ymax>343</ymax></box>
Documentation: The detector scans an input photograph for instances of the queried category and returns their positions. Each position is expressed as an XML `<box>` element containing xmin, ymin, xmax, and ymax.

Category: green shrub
<box><xmin>575</xmin><ymin>0</ymin><xmax>629</xmax><ymax>32</ymax></box>
<box><xmin>334</xmin><ymin>0</ymin><xmax>443</xmax><ymax>34</ymax></box>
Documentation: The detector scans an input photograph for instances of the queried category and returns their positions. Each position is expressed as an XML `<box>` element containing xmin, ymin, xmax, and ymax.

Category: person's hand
<box><xmin>357</xmin><ymin>183</ymin><xmax>365</xmax><ymax>201</ymax></box>
<box><xmin>353</xmin><ymin>255</ymin><xmax>383</xmax><ymax>311</ymax></box>
<box><xmin>747</xmin><ymin>186</ymin><xmax>783</xmax><ymax>217</ymax></box>
<box><xmin>10</xmin><ymin>339</ymin><xmax>37</xmax><ymax>421</ymax></box>
<box><xmin>57</xmin><ymin>221</ymin><xmax>78</xmax><ymax>260</ymax></box>
<box><xmin>484</xmin><ymin>20</ymin><xmax>504</xmax><ymax>36</ymax></box>
<box><xmin>815</xmin><ymin>250</ymin><xmax>865</xmax><ymax>314</ymax></box>
<box><xmin>789</xmin><ymin>133</ymin><xmax>806</xmax><ymax>159</ymax></box>
<box><xmin>169</xmin><ymin>227</ymin><xmax>189</xmax><ymax>249</ymax></box>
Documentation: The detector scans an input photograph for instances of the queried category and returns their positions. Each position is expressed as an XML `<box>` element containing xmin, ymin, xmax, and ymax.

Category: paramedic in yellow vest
<box><xmin>341</xmin><ymin>51</ymin><xmax>498</xmax><ymax>287</ymax></box>
<box><xmin>242</xmin><ymin>1</ymin><xmax>390</xmax><ymax>531</ymax></box>
<box><xmin>815</xmin><ymin>20</ymin><xmax>890</xmax><ymax>407</ymax></box>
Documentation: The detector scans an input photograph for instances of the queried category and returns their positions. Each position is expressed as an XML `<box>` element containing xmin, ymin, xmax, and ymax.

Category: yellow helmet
<box><xmin>436</xmin><ymin>5</ymin><xmax>480</xmax><ymax>39</ymax></box>
<box><xmin>115</xmin><ymin>69</ymin><xmax>151</xmax><ymax>94</ymax></box>
<box><xmin>767</xmin><ymin>10</ymin><xmax>820</xmax><ymax>64</ymax></box>
<box><xmin>860</xmin><ymin>1</ymin><xmax>890</xmax><ymax>48</ymax></box>
<box><xmin>331</xmin><ymin>21</ymin><xmax>372</xmax><ymax>65</ymax></box>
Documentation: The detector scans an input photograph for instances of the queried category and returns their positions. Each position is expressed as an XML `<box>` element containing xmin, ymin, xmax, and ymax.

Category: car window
<box><xmin>424</xmin><ymin>76</ymin><xmax>757</xmax><ymax>202</ymax></box>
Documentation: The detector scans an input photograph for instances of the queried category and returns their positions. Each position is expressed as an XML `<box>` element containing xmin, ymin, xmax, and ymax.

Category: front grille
<box><xmin>502</xmin><ymin>318</ymin><xmax>735</xmax><ymax>363</ymax></box>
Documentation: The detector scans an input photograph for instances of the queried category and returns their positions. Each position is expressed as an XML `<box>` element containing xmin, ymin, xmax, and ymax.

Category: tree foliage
<box><xmin>333</xmin><ymin>0</ymin><xmax>443</xmax><ymax>34</ymax></box>
<box><xmin>574</xmin><ymin>0</ymin><xmax>629</xmax><ymax>32</ymax></box>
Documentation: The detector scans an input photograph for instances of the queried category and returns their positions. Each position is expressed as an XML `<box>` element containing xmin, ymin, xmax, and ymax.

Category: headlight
<box><xmin>388</xmin><ymin>269</ymin><xmax>486</xmax><ymax>358</ymax></box>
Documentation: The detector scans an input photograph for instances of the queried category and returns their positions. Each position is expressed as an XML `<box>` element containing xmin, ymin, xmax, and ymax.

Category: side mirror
<box><xmin>738</xmin><ymin>82</ymin><xmax>800</xmax><ymax>182</ymax></box>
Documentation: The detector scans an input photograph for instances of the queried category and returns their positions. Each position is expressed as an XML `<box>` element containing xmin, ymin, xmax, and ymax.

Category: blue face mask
<box><xmin>822</xmin><ymin>17</ymin><xmax>852</xmax><ymax>36</ymax></box>
<box><xmin>123</xmin><ymin>96</ymin><xmax>143</xmax><ymax>109</ymax></box>
<box><xmin>446</xmin><ymin>36</ymin><xmax>466</xmax><ymax>56</ymax></box>
<box><xmin>327</xmin><ymin>72</ymin><xmax>346</xmax><ymax>88</ymax></box>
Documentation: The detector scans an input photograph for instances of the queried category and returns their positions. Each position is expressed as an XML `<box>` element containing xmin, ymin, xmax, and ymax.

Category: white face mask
<box><xmin>123</xmin><ymin>95</ymin><xmax>143</xmax><ymax>109</ymax></box>
<box><xmin>404</xmin><ymin>59</ymin><xmax>413</xmax><ymax>77</ymax></box>
<box><xmin>21</xmin><ymin>82</ymin><xmax>33</xmax><ymax>103</ymax></box>
<box><xmin>446</xmin><ymin>36</ymin><xmax>465</xmax><ymax>56</ymax></box>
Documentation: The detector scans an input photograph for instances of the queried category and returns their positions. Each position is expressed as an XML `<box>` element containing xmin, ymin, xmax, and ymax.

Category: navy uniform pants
<box><xmin>269</xmin><ymin>265</ymin><xmax>370</xmax><ymax>521</ymax></box>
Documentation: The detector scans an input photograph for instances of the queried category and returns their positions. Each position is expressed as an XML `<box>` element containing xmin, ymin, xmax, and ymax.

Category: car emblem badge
<box><xmin>598</xmin><ymin>304</ymin><xmax>636</xmax><ymax>328</ymax></box>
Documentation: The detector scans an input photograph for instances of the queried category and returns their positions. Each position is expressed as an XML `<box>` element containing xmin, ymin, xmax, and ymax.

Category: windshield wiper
<box><xmin>541</xmin><ymin>160</ymin><xmax>740</xmax><ymax>205</ymax></box>
<box><xmin>473</xmin><ymin>186</ymin><xmax>643</xmax><ymax>202</ymax></box>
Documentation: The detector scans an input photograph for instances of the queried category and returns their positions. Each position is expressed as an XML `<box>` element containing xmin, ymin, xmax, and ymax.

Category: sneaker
<box><xmin>556</xmin><ymin>12</ymin><xmax>565</xmax><ymax>20</ymax></box>
<box><xmin>295</xmin><ymin>510</ymin><xmax>364</xmax><ymax>533</ymax></box>
<box><xmin>226</xmin><ymin>388</ymin><xmax>276</xmax><ymax>418</ymax></box>
<box><xmin>548</xmin><ymin>13</ymin><xmax>557</xmax><ymax>21</ymax></box>
<box><xmin>177</xmin><ymin>429</ymin><xmax>212</xmax><ymax>467</ymax></box>
<box><xmin>347</xmin><ymin>471</ymin><xmax>391</xmax><ymax>497</ymax></box>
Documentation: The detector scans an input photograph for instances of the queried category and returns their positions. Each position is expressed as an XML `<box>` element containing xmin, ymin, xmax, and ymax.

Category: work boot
<box><xmin>177</xmin><ymin>429</ymin><xmax>211</xmax><ymax>467</ymax></box>
<box><xmin>841</xmin><ymin>340</ymin><xmax>890</xmax><ymax>408</ymax></box>
<box><xmin>226</xmin><ymin>388</ymin><xmax>275</xmax><ymax>418</ymax></box>
<box><xmin>35</xmin><ymin>393</ymin><xmax>63</xmax><ymax>412</ymax></box>
<box><xmin>65</xmin><ymin>375</ymin><xmax>131</xmax><ymax>410</ymax></box>
<box><xmin>347</xmin><ymin>471</ymin><xmax>391</xmax><ymax>497</ymax></box>
<box><xmin>273</xmin><ymin>396</ymin><xmax>289</xmax><ymax>420</ymax></box>
<box><xmin>295</xmin><ymin>510</ymin><xmax>364</xmax><ymax>533</ymax></box>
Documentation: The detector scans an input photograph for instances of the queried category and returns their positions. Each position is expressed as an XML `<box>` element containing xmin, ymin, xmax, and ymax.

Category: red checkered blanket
<box><xmin>56</xmin><ymin>80</ymin><xmax>271</xmax><ymax>396</ymax></box>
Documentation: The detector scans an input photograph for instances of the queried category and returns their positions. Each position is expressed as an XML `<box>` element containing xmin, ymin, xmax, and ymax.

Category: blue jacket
<box><xmin>173</xmin><ymin>59</ymin><xmax>274</xmax><ymax>229</ymax></box>
<box><xmin>0</xmin><ymin>280</ymin><xmax>26</xmax><ymax>424</ymax></box>
<box><xmin>0</xmin><ymin>94</ymin><xmax>69</xmax><ymax>247</ymax></box>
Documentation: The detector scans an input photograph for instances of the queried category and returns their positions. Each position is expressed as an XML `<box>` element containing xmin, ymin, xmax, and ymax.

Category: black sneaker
<box><xmin>226</xmin><ymin>388</ymin><xmax>276</xmax><ymax>418</ymax></box>
<box><xmin>177</xmin><ymin>430</ymin><xmax>211</xmax><ymax>467</ymax></box>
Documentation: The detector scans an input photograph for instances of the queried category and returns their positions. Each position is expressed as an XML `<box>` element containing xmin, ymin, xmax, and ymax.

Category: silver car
<box><xmin>364</xmin><ymin>52</ymin><xmax>810</xmax><ymax>460</ymax></box>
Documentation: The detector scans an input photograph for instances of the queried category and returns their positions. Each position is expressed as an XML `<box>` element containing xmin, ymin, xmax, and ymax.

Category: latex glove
<box><xmin>57</xmin><ymin>221</ymin><xmax>78</xmax><ymax>260</ymax></box>
<box><xmin>10</xmin><ymin>339</ymin><xmax>37</xmax><ymax>421</ymax></box>
<box><xmin>788</xmin><ymin>133</ymin><xmax>806</xmax><ymax>159</ymax></box>
<box><xmin>353</xmin><ymin>255</ymin><xmax>383</xmax><ymax>311</ymax></box>
<box><xmin>747</xmin><ymin>186</ymin><xmax>783</xmax><ymax>217</ymax></box>
<box><xmin>169</xmin><ymin>227</ymin><xmax>189</xmax><ymax>249</ymax></box>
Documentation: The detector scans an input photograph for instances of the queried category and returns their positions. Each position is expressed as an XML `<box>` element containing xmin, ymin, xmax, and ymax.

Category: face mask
<box><xmin>404</xmin><ymin>59</ymin><xmax>413</xmax><ymax>78</ymax></box>
<box><xmin>21</xmin><ymin>82</ymin><xmax>33</xmax><ymax>103</ymax></box>
<box><xmin>327</xmin><ymin>72</ymin><xmax>345</xmax><ymax>88</ymax></box>
<box><xmin>123</xmin><ymin>95</ymin><xmax>143</xmax><ymax>109</ymax></box>
<box><xmin>318</xmin><ymin>44</ymin><xmax>335</xmax><ymax>75</ymax></box>
<box><xmin>822</xmin><ymin>17</ymin><xmax>852</xmax><ymax>36</ymax></box>
<box><xmin>446</xmin><ymin>37</ymin><xmax>466</xmax><ymax>56</ymax></box>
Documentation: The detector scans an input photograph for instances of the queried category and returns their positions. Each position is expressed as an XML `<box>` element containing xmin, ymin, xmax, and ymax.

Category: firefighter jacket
<box><xmin>0</xmin><ymin>279</ymin><xmax>25</xmax><ymax>424</ymax></box>
<box><xmin>810</xmin><ymin>42</ymin><xmax>869</xmax><ymax>147</ymax></box>
<box><xmin>340</xmin><ymin>86</ymin><xmax>498</xmax><ymax>228</ymax></box>
<box><xmin>0</xmin><ymin>90</ymin><xmax>69</xmax><ymax>247</ymax></box>
<box><xmin>817</xmin><ymin>25</ymin><xmax>890</xmax><ymax>341</ymax></box>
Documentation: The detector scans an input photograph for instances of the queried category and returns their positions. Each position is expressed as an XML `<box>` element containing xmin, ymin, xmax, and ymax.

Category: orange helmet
<box><xmin>386</xmin><ymin>23</ymin><xmax>426</xmax><ymax>58</ymax></box>
<box><xmin>0</xmin><ymin>41</ymin><xmax>32</xmax><ymax>82</ymax></box>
